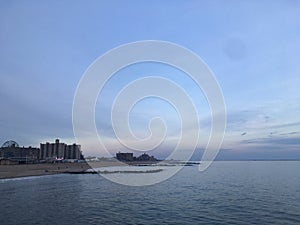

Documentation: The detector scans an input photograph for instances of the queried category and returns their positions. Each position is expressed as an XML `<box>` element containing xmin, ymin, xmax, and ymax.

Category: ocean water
<box><xmin>1</xmin><ymin>161</ymin><xmax>300</xmax><ymax>225</ymax></box>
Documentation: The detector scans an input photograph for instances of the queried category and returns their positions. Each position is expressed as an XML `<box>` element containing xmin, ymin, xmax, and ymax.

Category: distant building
<box><xmin>116</xmin><ymin>152</ymin><xmax>158</xmax><ymax>162</ymax></box>
<box><xmin>116</xmin><ymin>152</ymin><xmax>134</xmax><ymax>161</ymax></box>
<box><xmin>40</xmin><ymin>139</ymin><xmax>83</xmax><ymax>160</ymax></box>
<box><xmin>136</xmin><ymin>153</ymin><xmax>157</xmax><ymax>161</ymax></box>
<box><xmin>0</xmin><ymin>140</ymin><xmax>39</xmax><ymax>164</ymax></box>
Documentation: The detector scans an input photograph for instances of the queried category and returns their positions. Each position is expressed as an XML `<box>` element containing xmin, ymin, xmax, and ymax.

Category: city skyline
<box><xmin>0</xmin><ymin>1</ymin><xmax>299</xmax><ymax>160</ymax></box>
<box><xmin>0</xmin><ymin>138</ymin><xmax>83</xmax><ymax>162</ymax></box>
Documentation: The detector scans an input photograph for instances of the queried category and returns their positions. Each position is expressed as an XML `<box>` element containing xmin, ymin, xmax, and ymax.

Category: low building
<box><xmin>116</xmin><ymin>152</ymin><xmax>158</xmax><ymax>162</ymax></box>
<box><xmin>116</xmin><ymin>152</ymin><xmax>134</xmax><ymax>161</ymax></box>
<box><xmin>136</xmin><ymin>153</ymin><xmax>157</xmax><ymax>161</ymax></box>
<box><xmin>0</xmin><ymin>140</ymin><xmax>39</xmax><ymax>164</ymax></box>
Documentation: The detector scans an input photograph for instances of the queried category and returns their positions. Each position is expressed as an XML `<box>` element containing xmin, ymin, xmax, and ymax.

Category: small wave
<box><xmin>87</xmin><ymin>166</ymin><xmax>165</xmax><ymax>174</ymax></box>
<box><xmin>96</xmin><ymin>169</ymin><xmax>163</xmax><ymax>174</ymax></box>
<box><xmin>0</xmin><ymin>175</ymin><xmax>46</xmax><ymax>182</ymax></box>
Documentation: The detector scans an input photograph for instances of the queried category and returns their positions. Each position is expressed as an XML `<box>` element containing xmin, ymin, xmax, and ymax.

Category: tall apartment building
<box><xmin>40</xmin><ymin>139</ymin><xmax>82</xmax><ymax>160</ymax></box>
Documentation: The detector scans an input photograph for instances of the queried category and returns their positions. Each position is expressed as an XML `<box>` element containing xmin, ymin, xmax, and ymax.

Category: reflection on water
<box><xmin>0</xmin><ymin>161</ymin><xmax>300</xmax><ymax>225</ymax></box>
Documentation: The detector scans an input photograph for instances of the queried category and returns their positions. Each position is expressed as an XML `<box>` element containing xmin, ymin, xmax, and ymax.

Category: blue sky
<box><xmin>0</xmin><ymin>0</ymin><xmax>299</xmax><ymax>159</ymax></box>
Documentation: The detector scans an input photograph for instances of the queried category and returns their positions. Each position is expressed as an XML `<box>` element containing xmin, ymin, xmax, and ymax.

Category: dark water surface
<box><xmin>1</xmin><ymin>161</ymin><xmax>300</xmax><ymax>225</ymax></box>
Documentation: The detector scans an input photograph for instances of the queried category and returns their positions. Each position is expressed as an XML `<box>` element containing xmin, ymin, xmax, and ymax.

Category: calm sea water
<box><xmin>1</xmin><ymin>161</ymin><xmax>300</xmax><ymax>225</ymax></box>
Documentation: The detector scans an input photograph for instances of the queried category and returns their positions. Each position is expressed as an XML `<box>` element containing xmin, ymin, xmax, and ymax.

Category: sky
<box><xmin>0</xmin><ymin>0</ymin><xmax>299</xmax><ymax>160</ymax></box>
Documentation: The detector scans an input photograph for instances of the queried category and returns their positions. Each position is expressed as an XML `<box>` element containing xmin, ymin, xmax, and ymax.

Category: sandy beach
<box><xmin>0</xmin><ymin>162</ymin><xmax>92</xmax><ymax>179</ymax></box>
<box><xmin>0</xmin><ymin>160</ymin><xmax>137</xmax><ymax>179</ymax></box>
<box><xmin>0</xmin><ymin>160</ymin><xmax>174</xmax><ymax>179</ymax></box>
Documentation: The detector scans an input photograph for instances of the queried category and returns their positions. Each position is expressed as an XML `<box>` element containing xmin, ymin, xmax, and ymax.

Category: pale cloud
<box><xmin>1</xmin><ymin>1</ymin><xmax>300</xmax><ymax>159</ymax></box>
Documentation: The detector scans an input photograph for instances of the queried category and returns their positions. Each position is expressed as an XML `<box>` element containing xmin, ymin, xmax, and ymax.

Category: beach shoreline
<box><xmin>0</xmin><ymin>160</ymin><xmax>195</xmax><ymax>179</ymax></box>
<box><xmin>0</xmin><ymin>162</ymin><xmax>92</xmax><ymax>179</ymax></box>
<box><xmin>0</xmin><ymin>160</ymin><xmax>137</xmax><ymax>179</ymax></box>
